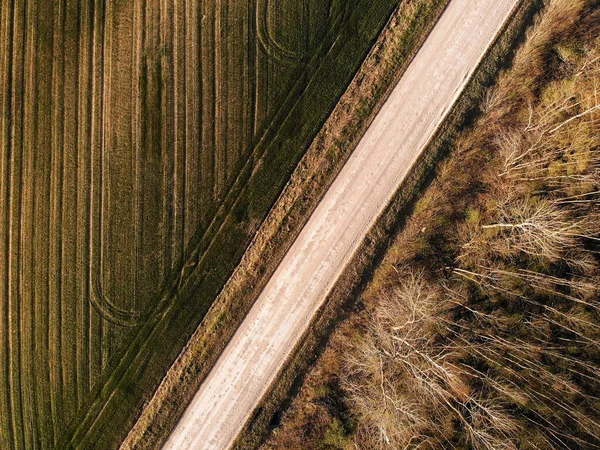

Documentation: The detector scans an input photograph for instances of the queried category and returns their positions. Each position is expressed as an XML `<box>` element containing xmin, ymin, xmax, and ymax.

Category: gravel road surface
<box><xmin>163</xmin><ymin>0</ymin><xmax>519</xmax><ymax>448</ymax></box>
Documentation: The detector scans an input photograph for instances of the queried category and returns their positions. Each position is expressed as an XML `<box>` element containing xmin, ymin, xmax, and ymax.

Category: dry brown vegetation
<box><xmin>264</xmin><ymin>1</ymin><xmax>600</xmax><ymax>448</ymax></box>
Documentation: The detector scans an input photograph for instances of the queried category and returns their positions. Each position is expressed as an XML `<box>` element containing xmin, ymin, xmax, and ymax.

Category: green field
<box><xmin>0</xmin><ymin>0</ymin><xmax>402</xmax><ymax>448</ymax></box>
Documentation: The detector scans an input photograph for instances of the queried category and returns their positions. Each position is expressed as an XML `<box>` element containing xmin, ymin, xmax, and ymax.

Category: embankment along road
<box><xmin>162</xmin><ymin>0</ymin><xmax>520</xmax><ymax>448</ymax></box>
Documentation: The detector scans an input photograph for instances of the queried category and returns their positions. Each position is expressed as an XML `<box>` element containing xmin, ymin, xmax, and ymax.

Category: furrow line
<box><xmin>48</xmin><ymin>0</ymin><xmax>65</xmax><ymax>436</ymax></box>
<box><xmin>8</xmin><ymin>0</ymin><xmax>26</xmax><ymax>447</ymax></box>
<box><xmin>100</xmin><ymin>0</ymin><xmax>111</xmax><ymax>368</ymax></box>
<box><xmin>253</xmin><ymin>0</ymin><xmax>263</xmax><ymax>136</ymax></box>
<box><xmin>199</xmin><ymin>0</ymin><xmax>215</xmax><ymax>228</ymax></box>
<box><xmin>221</xmin><ymin>0</ymin><xmax>230</xmax><ymax>190</ymax></box>
<box><xmin>132</xmin><ymin>0</ymin><xmax>142</xmax><ymax>317</ymax></box>
<box><xmin>247</xmin><ymin>0</ymin><xmax>257</xmax><ymax>148</ymax></box>
<box><xmin>225</xmin><ymin>1</ymin><xmax>243</xmax><ymax>187</ymax></box>
<box><xmin>60</xmin><ymin>0</ymin><xmax>81</xmax><ymax>418</ymax></box>
<box><xmin>21</xmin><ymin>0</ymin><xmax>38</xmax><ymax>446</ymax></box>
<box><xmin>76</xmin><ymin>0</ymin><xmax>92</xmax><ymax>403</ymax></box>
<box><xmin>224</xmin><ymin>2</ymin><xmax>247</xmax><ymax>184</ymax></box>
<box><xmin>0</xmin><ymin>3</ymin><xmax>15</xmax><ymax>448</ymax></box>
<box><xmin>33</xmin><ymin>0</ymin><xmax>55</xmax><ymax>445</ymax></box>
<box><xmin>181</xmin><ymin>0</ymin><xmax>195</xmax><ymax>247</ymax></box>
<box><xmin>213</xmin><ymin>1</ymin><xmax>225</xmax><ymax>200</ymax></box>
<box><xmin>88</xmin><ymin>0</ymin><xmax>105</xmax><ymax>386</ymax></box>
<box><xmin>160</xmin><ymin>0</ymin><xmax>174</xmax><ymax>298</ymax></box>
<box><xmin>138</xmin><ymin>0</ymin><xmax>158</xmax><ymax>325</ymax></box>
<box><xmin>172</xmin><ymin>0</ymin><xmax>186</xmax><ymax>267</ymax></box>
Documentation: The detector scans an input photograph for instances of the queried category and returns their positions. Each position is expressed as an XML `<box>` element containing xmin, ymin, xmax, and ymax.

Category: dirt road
<box><xmin>162</xmin><ymin>0</ymin><xmax>519</xmax><ymax>448</ymax></box>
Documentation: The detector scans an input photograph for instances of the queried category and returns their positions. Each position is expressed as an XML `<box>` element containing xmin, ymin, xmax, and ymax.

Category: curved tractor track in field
<box><xmin>256</xmin><ymin>0</ymin><xmax>349</xmax><ymax>65</ymax></box>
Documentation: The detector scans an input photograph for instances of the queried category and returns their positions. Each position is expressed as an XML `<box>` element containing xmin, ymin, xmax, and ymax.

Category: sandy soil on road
<box><xmin>163</xmin><ymin>0</ymin><xmax>519</xmax><ymax>448</ymax></box>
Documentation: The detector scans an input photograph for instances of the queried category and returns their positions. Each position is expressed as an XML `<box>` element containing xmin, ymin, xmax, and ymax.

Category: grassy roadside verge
<box><xmin>120</xmin><ymin>1</ymin><xmax>451</xmax><ymax>448</ymax></box>
<box><xmin>264</xmin><ymin>1</ymin><xmax>600</xmax><ymax>448</ymax></box>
